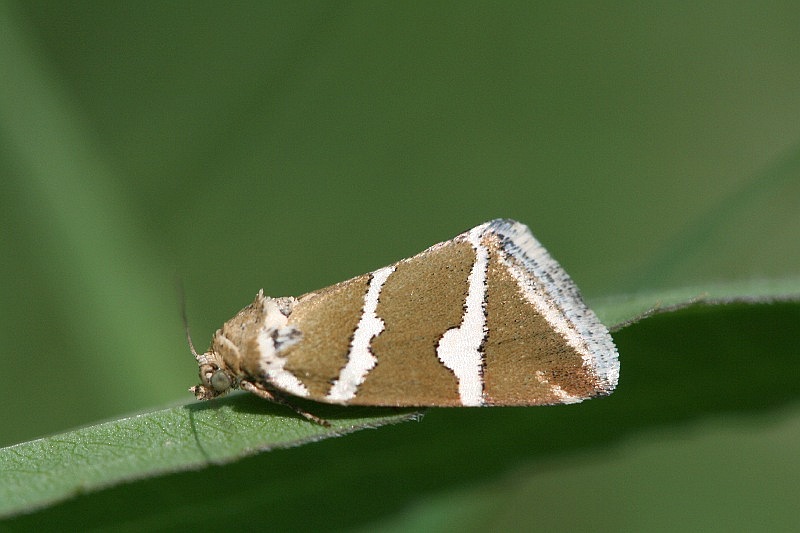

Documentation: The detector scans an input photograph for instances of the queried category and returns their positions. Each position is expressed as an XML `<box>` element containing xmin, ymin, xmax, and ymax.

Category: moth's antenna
<box><xmin>177</xmin><ymin>277</ymin><xmax>203</xmax><ymax>363</ymax></box>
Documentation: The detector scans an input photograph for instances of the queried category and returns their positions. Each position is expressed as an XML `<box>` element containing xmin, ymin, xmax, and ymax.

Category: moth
<box><xmin>189</xmin><ymin>219</ymin><xmax>619</xmax><ymax>425</ymax></box>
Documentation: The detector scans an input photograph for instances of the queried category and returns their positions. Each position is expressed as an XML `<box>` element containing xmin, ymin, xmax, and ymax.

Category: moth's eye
<box><xmin>210</xmin><ymin>370</ymin><xmax>232</xmax><ymax>392</ymax></box>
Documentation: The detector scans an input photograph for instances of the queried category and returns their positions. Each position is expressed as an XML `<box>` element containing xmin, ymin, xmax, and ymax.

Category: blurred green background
<box><xmin>1</xmin><ymin>2</ymin><xmax>799</xmax><ymax>530</ymax></box>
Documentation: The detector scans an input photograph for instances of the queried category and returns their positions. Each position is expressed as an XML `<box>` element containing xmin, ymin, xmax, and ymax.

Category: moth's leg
<box><xmin>240</xmin><ymin>380</ymin><xmax>331</xmax><ymax>427</ymax></box>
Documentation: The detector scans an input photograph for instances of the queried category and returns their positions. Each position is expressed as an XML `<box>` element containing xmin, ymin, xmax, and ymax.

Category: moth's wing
<box><xmin>274</xmin><ymin>219</ymin><xmax>618</xmax><ymax>406</ymax></box>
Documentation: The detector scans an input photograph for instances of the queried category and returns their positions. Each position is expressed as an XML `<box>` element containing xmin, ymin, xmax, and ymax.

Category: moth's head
<box><xmin>183</xmin><ymin>309</ymin><xmax>237</xmax><ymax>400</ymax></box>
<box><xmin>184</xmin><ymin>290</ymin><xmax>292</xmax><ymax>401</ymax></box>
<box><xmin>191</xmin><ymin>350</ymin><xmax>237</xmax><ymax>400</ymax></box>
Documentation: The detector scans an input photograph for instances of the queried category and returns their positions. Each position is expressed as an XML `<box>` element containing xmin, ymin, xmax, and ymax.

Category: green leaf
<box><xmin>3</xmin><ymin>277</ymin><xmax>798</xmax><ymax>520</ymax></box>
<box><xmin>4</xmin><ymin>301</ymin><xmax>798</xmax><ymax>530</ymax></box>
<box><xmin>594</xmin><ymin>276</ymin><xmax>800</xmax><ymax>330</ymax></box>
<box><xmin>0</xmin><ymin>396</ymin><xmax>420</xmax><ymax>518</ymax></box>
